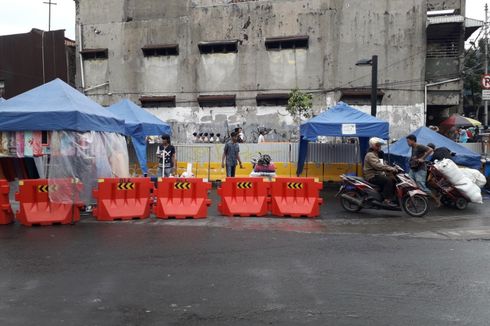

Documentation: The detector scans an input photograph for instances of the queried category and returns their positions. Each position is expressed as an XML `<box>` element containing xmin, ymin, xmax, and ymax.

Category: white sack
<box><xmin>434</xmin><ymin>159</ymin><xmax>483</xmax><ymax>204</ymax></box>
<box><xmin>460</xmin><ymin>167</ymin><xmax>487</xmax><ymax>188</ymax></box>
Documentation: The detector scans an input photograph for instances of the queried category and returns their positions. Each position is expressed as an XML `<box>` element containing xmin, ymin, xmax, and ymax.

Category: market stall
<box><xmin>0</xmin><ymin>78</ymin><xmax>128</xmax><ymax>203</ymax></box>
<box><xmin>386</xmin><ymin>127</ymin><xmax>481</xmax><ymax>170</ymax></box>
<box><xmin>296</xmin><ymin>102</ymin><xmax>389</xmax><ymax>176</ymax></box>
<box><xmin>108</xmin><ymin>99</ymin><xmax>171</xmax><ymax>176</ymax></box>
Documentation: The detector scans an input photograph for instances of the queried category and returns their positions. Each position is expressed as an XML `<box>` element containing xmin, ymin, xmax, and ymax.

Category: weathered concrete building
<box><xmin>74</xmin><ymin>0</ymin><xmax>478</xmax><ymax>141</ymax></box>
<box><xmin>426</xmin><ymin>0</ymin><xmax>482</xmax><ymax>125</ymax></box>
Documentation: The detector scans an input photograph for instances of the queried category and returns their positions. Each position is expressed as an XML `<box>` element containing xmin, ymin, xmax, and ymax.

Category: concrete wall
<box><xmin>75</xmin><ymin>0</ymin><xmax>427</xmax><ymax>142</ymax></box>
<box><xmin>427</xmin><ymin>0</ymin><xmax>464</xmax><ymax>12</ymax></box>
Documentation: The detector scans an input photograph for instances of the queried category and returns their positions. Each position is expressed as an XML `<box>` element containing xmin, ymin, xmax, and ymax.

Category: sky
<box><xmin>0</xmin><ymin>0</ymin><xmax>487</xmax><ymax>41</ymax></box>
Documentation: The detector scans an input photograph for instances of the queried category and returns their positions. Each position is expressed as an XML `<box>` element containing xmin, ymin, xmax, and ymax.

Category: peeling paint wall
<box><xmin>76</xmin><ymin>0</ymin><xmax>428</xmax><ymax>142</ymax></box>
<box><xmin>355</xmin><ymin>104</ymin><xmax>425</xmax><ymax>140</ymax></box>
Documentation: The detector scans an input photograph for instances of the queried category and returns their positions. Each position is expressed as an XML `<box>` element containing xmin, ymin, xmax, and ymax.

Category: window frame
<box><xmin>198</xmin><ymin>40</ymin><xmax>239</xmax><ymax>54</ymax></box>
<box><xmin>197</xmin><ymin>95</ymin><xmax>236</xmax><ymax>107</ymax></box>
<box><xmin>265</xmin><ymin>36</ymin><xmax>309</xmax><ymax>51</ymax></box>
<box><xmin>140</xmin><ymin>96</ymin><xmax>177</xmax><ymax>108</ymax></box>
<box><xmin>80</xmin><ymin>48</ymin><xmax>108</xmax><ymax>60</ymax></box>
<box><xmin>142</xmin><ymin>44</ymin><xmax>179</xmax><ymax>57</ymax></box>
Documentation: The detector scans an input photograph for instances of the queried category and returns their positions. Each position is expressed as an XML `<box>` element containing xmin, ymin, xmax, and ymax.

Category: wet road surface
<box><xmin>2</xmin><ymin>224</ymin><xmax>490</xmax><ymax>325</ymax></box>
<box><xmin>1</xmin><ymin>186</ymin><xmax>490</xmax><ymax>325</ymax></box>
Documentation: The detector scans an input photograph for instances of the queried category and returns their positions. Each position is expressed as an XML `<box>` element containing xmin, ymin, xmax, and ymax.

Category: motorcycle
<box><xmin>427</xmin><ymin>163</ymin><xmax>468</xmax><ymax>210</ymax></box>
<box><xmin>337</xmin><ymin>164</ymin><xmax>430</xmax><ymax>217</ymax></box>
<box><xmin>251</xmin><ymin>152</ymin><xmax>276</xmax><ymax>173</ymax></box>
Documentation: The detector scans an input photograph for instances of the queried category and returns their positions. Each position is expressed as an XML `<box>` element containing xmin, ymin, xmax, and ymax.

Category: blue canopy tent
<box><xmin>297</xmin><ymin>102</ymin><xmax>390</xmax><ymax>176</ymax></box>
<box><xmin>108</xmin><ymin>99</ymin><xmax>172</xmax><ymax>175</ymax></box>
<box><xmin>386</xmin><ymin>127</ymin><xmax>481</xmax><ymax>170</ymax></box>
<box><xmin>0</xmin><ymin>78</ymin><xmax>125</xmax><ymax>133</ymax></box>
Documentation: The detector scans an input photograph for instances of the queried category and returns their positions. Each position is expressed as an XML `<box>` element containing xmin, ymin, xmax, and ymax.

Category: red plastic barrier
<box><xmin>15</xmin><ymin>179</ymin><xmax>83</xmax><ymax>226</ymax></box>
<box><xmin>155</xmin><ymin>178</ymin><xmax>211</xmax><ymax>219</ymax></box>
<box><xmin>270</xmin><ymin>177</ymin><xmax>323</xmax><ymax>218</ymax></box>
<box><xmin>218</xmin><ymin>178</ymin><xmax>270</xmax><ymax>217</ymax></box>
<box><xmin>93</xmin><ymin>178</ymin><xmax>153</xmax><ymax>221</ymax></box>
<box><xmin>0</xmin><ymin>180</ymin><xmax>14</xmax><ymax>225</ymax></box>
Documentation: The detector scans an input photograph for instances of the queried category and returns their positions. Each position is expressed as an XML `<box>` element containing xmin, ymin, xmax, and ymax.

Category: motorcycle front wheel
<box><xmin>401</xmin><ymin>194</ymin><xmax>429</xmax><ymax>217</ymax></box>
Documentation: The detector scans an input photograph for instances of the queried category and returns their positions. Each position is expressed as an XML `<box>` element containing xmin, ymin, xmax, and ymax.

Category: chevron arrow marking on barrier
<box><xmin>174</xmin><ymin>182</ymin><xmax>191</xmax><ymax>190</ymax></box>
<box><xmin>117</xmin><ymin>182</ymin><xmax>135</xmax><ymax>190</ymax></box>
<box><xmin>37</xmin><ymin>185</ymin><xmax>58</xmax><ymax>192</ymax></box>
<box><xmin>287</xmin><ymin>182</ymin><xmax>304</xmax><ymax>189</ymax></box>
<box><xmin>237</xmin><ymin>182</ymin><xmax>253</xmax><ymax>189</ymax></box>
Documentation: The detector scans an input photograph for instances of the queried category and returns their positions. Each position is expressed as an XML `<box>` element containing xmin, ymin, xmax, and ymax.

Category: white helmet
<box><xmin>369</xmin><ymin>137</ymin><xmax>386</xmax><ymax>148</ymax></box>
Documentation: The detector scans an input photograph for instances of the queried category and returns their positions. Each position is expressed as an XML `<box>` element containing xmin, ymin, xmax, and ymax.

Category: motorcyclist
<box><xmin>363</xmin><ymin>137</ymin><xmax>397</xmax><ymax>206</ymax></box>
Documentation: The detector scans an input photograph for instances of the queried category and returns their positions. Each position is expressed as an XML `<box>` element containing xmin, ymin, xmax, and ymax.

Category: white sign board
<box><xmin>483</xmin><ymin>90</ymin><xmax>490</xmax><ymax>101</ymax></box>
<box><xmin>342</xmin><ymin>124</ymin><xmax>356</xmax><ymax>135</ymax></box>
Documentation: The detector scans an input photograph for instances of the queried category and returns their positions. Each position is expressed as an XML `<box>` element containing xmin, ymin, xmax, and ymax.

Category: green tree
<box><xmin>464</xmin><ymin>38</ymin><xmax>487</xmax><ymax>118</ymax></box>
<box><xmin>286</xmin><ymin>89</ymin><xmax>313</xmax><ymax>122</ymax></box>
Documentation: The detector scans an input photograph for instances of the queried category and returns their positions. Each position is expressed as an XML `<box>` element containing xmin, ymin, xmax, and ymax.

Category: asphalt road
<box><xmin>2</xmin><ymin>222</ymin><xmax>490</xmax><ymax>326</ymax></box>
<box><xmin>2</xmin><ymin>185</ymin><xmax>490</xmax><ymax>325</ymax></box>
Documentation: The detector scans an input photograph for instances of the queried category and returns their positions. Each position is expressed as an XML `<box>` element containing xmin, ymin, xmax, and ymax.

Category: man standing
<box><xmin>406</xmin><ymin>135</ymin><xmax>436</xmax><ymax>203</ymax></box>
<box><xmin>222</xmin><ymin>132</ymin><xmax>243</xmax><ymax>177</ymax></box>
<box><xmin>257</xmin><ymin>130</ymin><xmax>266</xmax><ymax>144</ymax></box>
<box><xmin>156</xmin><ymin>135</ymin><xmax>176</xmax><ymax>177</ymax></box>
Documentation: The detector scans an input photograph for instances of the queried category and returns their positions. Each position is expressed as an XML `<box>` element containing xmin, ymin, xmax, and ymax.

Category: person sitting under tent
<box><xmin>363</xmin><ymin>137</ymin><xmax>397</xmax><ymax>206</ymax></box>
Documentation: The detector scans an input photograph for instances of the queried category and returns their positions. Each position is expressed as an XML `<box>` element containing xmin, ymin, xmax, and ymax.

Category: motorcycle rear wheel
<box><xmin>340</xmin><ymin>191</ymin><xmax>363</xmax><ymax>213</ymax></box>
<box><xmin>401</xmin><ymin>194</ymin><xmax>429</xmax><ymax>217</ymax></box>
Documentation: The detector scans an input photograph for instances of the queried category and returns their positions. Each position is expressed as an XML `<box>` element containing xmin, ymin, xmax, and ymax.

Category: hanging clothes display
<box><xmin>15</xmin><ymin>132</ymin><xmax>24</xmax><ymax>158</ymax></box>
<box><xmin>24</xmin><ymin>131</ymin><xmax>33</xmax><ymax>157</ymax></box>
<box><xmin>32</xmin><ymin>131</ymin><xmax>43</xmax><ymax>156</ymax></box>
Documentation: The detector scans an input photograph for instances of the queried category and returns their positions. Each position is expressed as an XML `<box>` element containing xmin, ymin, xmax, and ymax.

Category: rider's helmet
<box><xmin>368</xmin><ymin>137</ymin><xmax>386</xmax><ymax>148</ymax></box>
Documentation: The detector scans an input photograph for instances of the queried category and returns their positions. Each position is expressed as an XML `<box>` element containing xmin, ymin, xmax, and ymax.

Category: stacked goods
<box><xmin>434</xmin><ymin>159</ymin><xmax>483</xmax><ymax>204</ymax></box>
<box><xmin>459</xmin><ymin>167</ymin><xmax>487</xmax><ymax>188</ymax></box>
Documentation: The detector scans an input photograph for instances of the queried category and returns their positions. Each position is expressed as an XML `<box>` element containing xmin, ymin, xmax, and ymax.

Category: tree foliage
<box><xmin>286</xmin><ymin>89</ymin><xmax>313</xmax><ymax>121</ymax></box>
<box><xmin>464</xmin><ymin>38</ymin><xmax>487</xmax><ymax>117</ymax></box>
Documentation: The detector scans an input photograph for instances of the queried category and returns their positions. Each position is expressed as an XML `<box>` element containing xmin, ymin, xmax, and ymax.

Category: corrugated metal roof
<box><xmin>427</xmin><ymin>15</ymin><xmax>464</xmax><ymax>26</ymax></box>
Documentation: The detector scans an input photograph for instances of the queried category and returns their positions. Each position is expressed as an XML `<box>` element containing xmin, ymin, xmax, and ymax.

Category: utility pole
<box><xmin>371</xmin><ymin>55</ymin><xmax>378</xmax><ymax>117</ymax></box>
<box><xmin>43</xmin><ymin>0</ymin><xmax>57</xmax><ymax>31</ymax></box>
<box><xmin>485</xmin><ymin>3</ymin><xmax>488</xmax><ymax>126</ymax></box>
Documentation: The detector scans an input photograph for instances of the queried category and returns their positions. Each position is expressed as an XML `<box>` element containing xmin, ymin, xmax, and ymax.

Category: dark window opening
<box><xmin>339</xmin><ymin>88</ymin><xmax>384</xmax><ymax>106</ymax></box>
<box><xmin>198</xmin><ymin>40</ymin><xmax>238</xmax><ymax>54</ymax></box>
<box><xmin>265</xmin><ymin>36</ymin><xmax>309</xmax><ymax>50</ymax></box>
<box><xmin>142</xmin><ymin>44</ymin><xmax>179</xmax><ymax>57</ymax></box>
<box><xmin>81</xmin><ymin>48</ymin><xmax>108</xmax><ymax>60</ymax></box>
<box><xmin>256</xmin><ymin>93</ymin><xmax>290</xmax><ymax>106</ymax></box>
<box><xmin>140</xmin><ymin>96</ymin><xmax>176</xmax><ymax>108</ymax></box>
<box><xmin>198</xmin><ymin>95</ymin><xmax>236</xmax><ymax>107</ymax></box>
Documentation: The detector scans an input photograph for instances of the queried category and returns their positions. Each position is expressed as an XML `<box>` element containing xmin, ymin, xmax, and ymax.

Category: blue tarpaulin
<box><xmin>108</xmin><ymin>99</ymin><xmax>172</xmax><ymax>175</ymax></box>
<box><xmin>297</xmin><ymin>102</ymin><xmax>389</xmax><ymax>176</ymax></box>
<box><xmin>386</xmin><ymin>127</ymin><xmax>481</xmax><ymax>170</ymax></box>
<box><xmin>0</xmin><ymin>79</ymin><xmax>125</xmax><ymax>134</ymax></box>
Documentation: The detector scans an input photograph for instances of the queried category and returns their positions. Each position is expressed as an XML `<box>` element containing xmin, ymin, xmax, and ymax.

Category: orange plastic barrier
<box><xmin>270</xmin><ymin>177</ymin><xmax>323</xmax><ymax>218</ymax></box>
<box><xmin>218</xmin><ymin>178</ymin><xmax>270</xmax><ymax>217</ymax></box>
<box><xmin>155</xmin><ymin>178</ymin><xmax>211</xmax><ymax>219</ymax></box>
<box><xmin>15</xmin><ymin>179</ymin><xmax>83</xmax><ymax>226</ymax></box>
<box><xmin>0</xmin><ymin>180</ymin><xmax>13</xmax><ymax>225</ymax></box>
<box><xmin>93</xmin><ymin>178</ymin><xmax>153</xmax><ymax>221</ymax></box>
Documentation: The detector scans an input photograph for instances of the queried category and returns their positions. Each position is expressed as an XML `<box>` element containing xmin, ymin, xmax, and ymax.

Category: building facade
<box><xmin>74</xmin><ymin>0</ymin><xmax>476</xmax><ymax>141</ymax></box>
<box><xmin>0</xmin><ymin>29</ymin><xmax>76</xmax><ymax>99</ymax></box>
